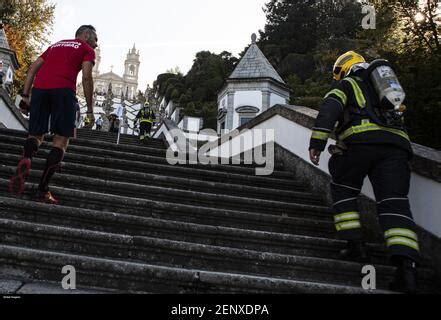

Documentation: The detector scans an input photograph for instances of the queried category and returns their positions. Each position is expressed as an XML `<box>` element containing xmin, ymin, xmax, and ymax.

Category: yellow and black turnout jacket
<box><xmin>135</xmin><ymin>108</ymin><xmax>156</xmax><ymax>124</ymax></box>
<box><xmin>309</xmin><ymin>70</ymin><xmax>412</xmax><ymax>155</ymax></box>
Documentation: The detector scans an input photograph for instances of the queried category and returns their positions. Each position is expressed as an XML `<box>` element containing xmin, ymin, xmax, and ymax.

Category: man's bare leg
<box><xmin>52</xmin><ymin>135</ymin><xmax>70</xmax><ymax>152</ymax></box>
<box><xmin>29</xmin><ymin>135</ymin><xmax>45</xmax><ymax>146</ymax></box>
<box><xmin>35</xmin><ymin>135</ymin><xmax>69</xmax><ymax>204</ymax></box>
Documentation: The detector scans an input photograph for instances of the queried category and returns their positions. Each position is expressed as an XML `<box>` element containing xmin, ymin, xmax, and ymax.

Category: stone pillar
<box><xmin>123</xmin><ymin>117</ymin><xmax>129</xmax><ymax>134</ymax></box>
<box><xmin>102</xmin><ymin>98</ymin><xmax>114</xmax><ymax>132</ymax></box>
<box><xmin>226</xmin><ymin>92</ymin><xmax>235</xmax><ymax>130</ymax></box>
<box><xmin>262</xmin><ymin>90</ymin><xmax>271</xmax><ymax>112</ymax></box>
<box><xmin>122</xmin><ymin>106</ymin><xmax>128</xmax><ymax>134</ymax></box>
<box><xmin>0</xmin><ymin>61</ymin><xmax>4</xmax><ymax>87</ymax></box>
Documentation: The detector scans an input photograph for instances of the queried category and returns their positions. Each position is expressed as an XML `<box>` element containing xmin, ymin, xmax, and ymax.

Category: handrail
<box><xmin>117</xmin><ymin>120</ymin><xmax>122</xmax><ymax>145</ymax></box>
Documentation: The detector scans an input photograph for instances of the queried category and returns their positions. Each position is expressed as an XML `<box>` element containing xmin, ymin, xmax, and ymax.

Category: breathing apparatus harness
<box><xmin>340</xmin><ymin>59</ymin><xmax>408</xmax><ymax>132</ymax></box>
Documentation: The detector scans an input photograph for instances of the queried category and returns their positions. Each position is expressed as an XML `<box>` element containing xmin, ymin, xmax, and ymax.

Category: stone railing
<box><xmin>206</xmin><ymin>104</ymin><xmax>441</xmax><ymax>237</ymax></box>
<box><xmin>203</xmin><ymin>103</ymin><xmax>441</xmax><ymax>276</ymax></box>
<box><xmin>154</xmin><ymin>103</ymin><xmax>441</xmax><ymax>275</ymax></box>
<box><xmin>153</xmin><ymin>118</ymin><xmax>197</xmax><ymax>155</ymax></box>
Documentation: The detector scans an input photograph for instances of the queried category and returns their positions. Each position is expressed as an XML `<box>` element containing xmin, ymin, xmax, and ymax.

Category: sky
<box><xmin>48</xmin><ymin>0</ymin><xmax>269</xmax><ymax>91</ymax></box>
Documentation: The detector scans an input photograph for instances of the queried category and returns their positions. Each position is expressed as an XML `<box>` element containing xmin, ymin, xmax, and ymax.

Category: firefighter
<box><xmin>83</xmin><ymin>113</ymin><xmax>92</xmax><ymax>129</ymax></box>
<box><xmin>135</xmin><ymin>103</ymin><xmax>156</xmax><ymax>142</ymax></box>
<box><xmin>308</xmin><ymin>51</ymin><xmax>420</xmax><ymax>293</ymax></box>
<box><xmin>108</xmin><ymin>113</ymin><xmax>120</xmax><ymax>133</ymax></box>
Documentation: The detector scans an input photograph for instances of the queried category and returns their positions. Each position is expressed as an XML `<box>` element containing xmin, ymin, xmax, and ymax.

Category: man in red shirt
<box><xmin>9</xmin><ymin>25</ymin><xmax>98</xmax><ymax>204</ymax></box>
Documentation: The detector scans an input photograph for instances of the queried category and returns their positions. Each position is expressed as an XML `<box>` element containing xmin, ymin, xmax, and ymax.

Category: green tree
<box><xmin>166</xmin><ymin>66</ymin><xmax>182</xmax><ymax>75</ymax></box>
<box><xmin>258</xmin><ymin>0</ymin><xmax>319</xmax><ymax>65</ymax></box>
<box><xmin>257</xmin><ymin>0</ymin><xmax>440</xmax><ymax>149</ymax></box>
<box><xmin>1</xmin><ymin>0</ymin><xmax>55</xmax><ymax>95</ymax></box>
<box><xmin>361</xmin><ymin>0</ymin><xmax>441</xmax><ymax>149</ymax></box>
<box><xmin>278</xmin><ymin>53</ymin><xmax>315</xmax><ymax>81</ymax></box>
<box><xmin>256</xmin><ymin>0</ymin><xmax>364</xmax><ymax>108</ymax></box>
<box><xmin>153</xmin><ymin>51</ymin><xmax>238</xmax><ymax>129</ymax></box>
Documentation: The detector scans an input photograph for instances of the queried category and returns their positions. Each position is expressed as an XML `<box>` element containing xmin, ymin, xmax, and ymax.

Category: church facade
<box><xmin>91</xmin><ymin>44</ymin><xmax>140</xmax><ymax>101</ymax></box>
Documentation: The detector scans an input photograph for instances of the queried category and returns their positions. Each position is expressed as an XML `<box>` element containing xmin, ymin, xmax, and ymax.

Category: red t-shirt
<box><xmin>33</xmin><ymin>39</ymin><xmax>95</xmax><ymax>92</ymax></box>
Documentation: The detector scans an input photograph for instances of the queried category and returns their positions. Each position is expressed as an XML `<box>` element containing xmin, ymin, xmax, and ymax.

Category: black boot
<box><xmin>338</xmin><ymin>240</ymin><xmax>369</xmax><ymax>262</ymax></box>
<box><xmin>389</xmin><ymin>257</ymin><xmax>418</xmax><ymax>294</ymax></box>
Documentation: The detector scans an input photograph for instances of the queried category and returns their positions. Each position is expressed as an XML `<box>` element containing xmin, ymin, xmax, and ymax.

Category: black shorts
<box><xmin>29</xmin><ymin>88</ymin><xmax>78</xmax><ymax>138</ymax></box>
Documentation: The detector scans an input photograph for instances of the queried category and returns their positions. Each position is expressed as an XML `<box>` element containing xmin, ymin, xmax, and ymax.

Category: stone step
<box><xmin>0</xmin><ymin>141</ymin><xmax>302</xmax><ymax>191</ymax></box>
<box><xmin>75</xmin><ymin>130</ymin><xmax>277</xmax><ymax>169</ymax></box>
<box><xmin>0</xmin><ymin>129</ymin><xmax>167</xmax><ymax>150</ymax></box>
<box><xmin>0</xmin><ymin>218</ymin><xmax>414</xmax><ymax>291</ymax></box>
<box><xmin>0</xmin><ymin>278</ymin><xmax>117</xmax><ymax>294</ymax></box>
<box><xmin>0</xmin><ymin>244</ymin><xmax>393</xmax><ymax>294</ymax></box>
<box><xmin>76</xmin><ymin>129</ymin><xmax>144</xmax><ymax>138</ymax></box>
<box><xmin>0</xmin><ymin>197</ymin><xmax>437</xmax><ymax>293</ymax></box>
<box><xmin>0</xmin><ymin>133</ymin><xmax>168</xmax><ymax>157</ymax></box>
<box><xmin>74</xmin><ymin>135</ymin><xmax>159</xmax><ymax>147</ymax></box>
<box><xmin>0</xmin><ymin>179</ymin><xmax>331</xmax><ymax>239</ymax></box>
<box><xmin>0</xmin><ymin>196</ymin><xmax>343</xmax><ymax>257</ymax></box>
<box><xmin>0</xmin><ymin>197</ymin><xmax>430</xmax><ymax>278</ymax></box>
<box><xmin>77</xmin><ymin>136</ymin><xmax>147</xmax><ymax>146</ymax></box>
<box><xmin>1</xmin><ymin>128</ymin><xmax>287</xmax><ymax>172</ymax></box>
<box><xmin>0</xmin><ymin>153</ymin><xmax>320</xmax><ymax>204</ymax></box>
<box><xmin>76</xmin><ymin>128</ymin><xmax>162</xmax><ymax>144</ymax></box>
<box><xmin>0</xmin><ymin>134</ymin><xmax>291</xmax><ymax>178</ymax></box>
<box><xmin>0</xmin><ymin>165</ymin><xmax>330</xmax><ymax>219</ymax></box>
<box><xmin>0</xmin><ymin>127</ymin><xmax>167</xmax><ymax>149</ymax></box>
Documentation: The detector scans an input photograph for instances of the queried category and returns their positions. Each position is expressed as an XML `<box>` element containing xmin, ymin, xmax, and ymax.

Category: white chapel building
<box><xmin>217</xmin><ymin>34</ymin><xmax>290</xmax><ymax>134</ymax></box>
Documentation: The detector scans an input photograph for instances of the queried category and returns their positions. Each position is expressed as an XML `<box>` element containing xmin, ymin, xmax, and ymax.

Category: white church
<box><xmin>217</xmin><ymin>34</ymin><xmax>290</xmax><ymax>135</ymax></box>
<box><xmin>85</xmin><ymin>44</ymin><xmax>141</xmax><ymax>101</ymax></box>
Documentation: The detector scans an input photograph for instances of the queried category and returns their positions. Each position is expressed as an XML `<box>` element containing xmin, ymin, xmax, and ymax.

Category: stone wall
<box><xmin>0</xmin><ymin>88</ymin><xmax>28</xmax><ymax>131</ymax></box>
<box><xmin>198</xmin><ymin>103</ymin><xmax>441</xmax><ymax>279</ymax></box>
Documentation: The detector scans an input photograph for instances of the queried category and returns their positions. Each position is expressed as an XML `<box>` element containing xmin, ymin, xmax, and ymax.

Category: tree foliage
<box><xmin>258</xmin><ymin>0</ymin><xmax>365</xmax><ymax>100</ymax></box>
<box><xmin>257</xmin><ymin>0</ymin><xmax>440</xmax><ymax>149</ymax></box>
<box><xmin>0</xmin><ymin>0</ymin><xmax>55</xmax><ymax>95</ymax></box>
<box><xmin>153</xmin><ymin>51</ymin><xmax>238</xmax><ymax>129</ymax></box>
<box><xmin>361</xmin><ymin>0</ymin><xmax>441</xmax><ymax>149</ymax></box>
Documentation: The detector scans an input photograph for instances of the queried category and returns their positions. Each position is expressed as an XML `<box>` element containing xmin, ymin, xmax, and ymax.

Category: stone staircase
<box><xmin>0</xmin><ymin>127</ymin><xmax>438</xmax><ymax>294</ymax></box>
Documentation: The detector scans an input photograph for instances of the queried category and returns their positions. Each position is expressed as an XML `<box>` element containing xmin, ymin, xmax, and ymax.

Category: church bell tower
<box><xmin>123</xmin><ymin>44</ymin><xmax>140</xmax><ymax>100</ymax></box>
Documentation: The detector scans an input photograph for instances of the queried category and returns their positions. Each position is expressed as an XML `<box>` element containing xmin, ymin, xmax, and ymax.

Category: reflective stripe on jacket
<box><xmin>309</xmin><ymin>72</ymin><xmax>411</xmax><ymax>154</ymax></box>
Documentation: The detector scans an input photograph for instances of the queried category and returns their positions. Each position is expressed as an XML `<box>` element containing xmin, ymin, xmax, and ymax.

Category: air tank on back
<box><xmin>366</xmin><ymin>59</ymin><xmax>406</xmax><ymax>111</ymax></box>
